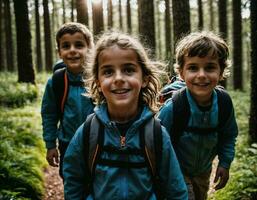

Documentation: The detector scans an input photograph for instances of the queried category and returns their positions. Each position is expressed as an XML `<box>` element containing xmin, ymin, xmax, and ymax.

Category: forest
<box><xmin>0</xmin><ymin>0</ymin><xmax>256</xmax><ymax>199</ymax></box>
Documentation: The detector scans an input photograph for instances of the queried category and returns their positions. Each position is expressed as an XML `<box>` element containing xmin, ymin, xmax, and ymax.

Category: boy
<box><xmin>158</xmin><ymin>31</ymin><xmax>238</xmax><ymax>200</ymax></box>
<box><xmin>41</xmin><ymin>22</ymin><xmax>94</xmax><ymax>179</ymax></box>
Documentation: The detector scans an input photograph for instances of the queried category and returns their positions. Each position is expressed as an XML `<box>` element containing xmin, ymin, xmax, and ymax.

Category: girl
<box><xmin>63</xmin><ymin>32</ymin><xmax>188</xmax><ymax>200</ymax></box>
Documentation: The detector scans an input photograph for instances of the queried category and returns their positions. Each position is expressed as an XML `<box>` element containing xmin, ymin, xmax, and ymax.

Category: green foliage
<box><xmin>0</xmin><ymin>73</ymin><xmax>38</xmax><ymax>107</ymax></box>
<box><xmin>0</xmin><ymin>73</ymin><xmax>47</xmax><ymax>200</ymax></box>
<box><xmin>209</xmin><ymin>90</ymin><xmax>257</xmax><ymax>200</ymax></box>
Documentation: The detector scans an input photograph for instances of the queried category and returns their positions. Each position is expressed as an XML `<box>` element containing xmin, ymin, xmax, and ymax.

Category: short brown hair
<box><xmin>56</xmin><ymin>22</ymin><xmax>94</xmax><ymax>50</ymax></box>
<box><xmin>174</xmin><ymin>31</ymin><xmax>231</xmax><ymax>79</ymax></box>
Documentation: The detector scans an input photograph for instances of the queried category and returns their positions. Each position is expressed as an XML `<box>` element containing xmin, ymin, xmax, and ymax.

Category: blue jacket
<box><xmin>41</xmin><ymin>70</ymin><xmax>94</xmax><ymax>149</ymax></box>
<box><xmin>157</xmin><ymin>88</ymin><xmax>238</xmax><ymax>176</ymax></box>
<box><xmin>63</xmin><ymin>104</ymin><xmax>188</xmax><ymax>200</ymax></box>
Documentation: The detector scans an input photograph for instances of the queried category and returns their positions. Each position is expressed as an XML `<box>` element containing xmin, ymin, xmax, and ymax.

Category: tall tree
<box><xmin>218</xmin><ymin>0</ymin><xmax>228</xmax><ymax>39</ymax></box>
<box><xmin>92</xmin><ymin>0</ymin><xmax>104</xmax><ymax>35</ymax></box>
<box><xmin>209</xmin><ymin>0</ymin><xmax>214</xmax><ymax>30</ymax></box>
<box><xmin>232</xmin><ymin>0</ymin><xmax>243</xmax><ymax>90</ymax></box>
<box><xmin>198</xmin><ymin>0</ymin><xmax>203</xmax><ymax>30</ymax></box>
<box><xmin>172</xmin><ymin>0</ymin><xmax>190</xmax><ymax>46</ymax></box>
<box><xmin>43</xmin><ymin>0</ymin><xmax>53</xmax><ymax>71</ymax></box>
<box><xmin>62</xmin><ymin>0</ymin><xmax>66</xmax><ymax>23</ymax></box>
<box><xmin>35</xmin><ymin>0</ymin><xmax>43</xmax><ymax>72</ymax></box>
<box><xmin>118</xmin><ymin>0</ymin><xmax>123</xmax><ymax>31</ymax></box>
<box><xmin>218</xmin><ymin>0</ymin><xmax>228</xmax><ymax>87</ymax></box>
<box><xmin>138</xmin><ymin>0</ymin><xmax>155</xmax><ymax>55</ymax></box>
<box><xmin>13</xmin><ymin>0</ymin><xmax>35</xmax><ymax>83</ymax></box>
<box><xmin>126</xmin><ymin>0</ymin><xmax>131</xmax><ymax>33</ymax></box>
<box><xmin>0</xmin><ymin>0</ymin><xmax>3</xmax><ymax>71</ymax></box>
<box><xmin>165</xmin><ymin>0</ymin><xmax>172</xmax><ymax>65</ymax></box>
<box><xmin>4</xmin><ymin>0</ymin><xmax>14</xmax><ymax>71</ymax></box>
<box><xmin>71</xmin><ymin>0</ymin><xmax>74</xmax><ymax>21</ymax></box>
<box><xmin>249</xmin><ymin>0</ymin><xmax>257</xmax><ymax>142</ymax></box>
<box><xmin>107</xmin><ymin>0</ymin><xmax>113</xmax><ymax>29</ymax></box>
<box><xmin>76</xmin><ymin>0</ymin><xmax>88</xmax><ymax>26</ymax></box>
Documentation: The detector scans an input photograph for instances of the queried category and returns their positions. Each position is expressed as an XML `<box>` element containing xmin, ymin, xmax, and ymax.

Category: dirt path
<box><xmin>43</xmin><ymin>166</ymin><xmax>64</xmax><ymax>200</ymax></box>
<box><xmin>42</xmin><ymin>158</ymin><xmax>218</xmax><ymax>200</ymax></box>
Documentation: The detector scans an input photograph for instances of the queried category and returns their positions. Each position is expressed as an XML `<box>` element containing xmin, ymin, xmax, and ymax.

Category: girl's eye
<box><xmin>124</xmin><ymin>65</ymin><xmax>135</xmax><ymax>74</ymax></box>
<box><xmin>103</xmin><ymin>69</ymin><xmax>113</xmax><ymax>76</ymax></box>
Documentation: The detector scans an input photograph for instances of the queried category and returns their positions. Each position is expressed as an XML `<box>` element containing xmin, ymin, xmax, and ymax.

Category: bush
<box><xmin>0</xmin><ymin>73</ymin><xmax>38</xmax><ymax>107</ymax></box>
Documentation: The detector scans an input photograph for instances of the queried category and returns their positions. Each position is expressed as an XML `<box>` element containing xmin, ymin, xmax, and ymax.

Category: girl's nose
<box><xmin>114</xmin><ymin>71</ymin><xmax>124</xmax><ymax>82</ymax></box>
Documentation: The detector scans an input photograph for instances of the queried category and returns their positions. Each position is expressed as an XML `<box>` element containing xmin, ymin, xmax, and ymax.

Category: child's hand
<box><xmin>46</xmin><ymin>148</ymin><xmax>59</xmax><ymax>167</ymax></box>
<box><xmin>214</xmin><ymin>166</ymin><xmax>229</xmax><ymax>190</ymax></box>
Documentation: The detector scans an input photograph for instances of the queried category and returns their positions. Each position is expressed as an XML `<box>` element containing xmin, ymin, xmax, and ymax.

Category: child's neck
<box><xmin>109</xmin><ymin>108</ymin><xmax>140</xmax><ymax>123</ymax></box>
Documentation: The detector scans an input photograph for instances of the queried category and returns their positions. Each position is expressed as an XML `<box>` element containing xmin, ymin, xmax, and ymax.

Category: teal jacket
<box><xmin>63</xmin><ymin>104</ymin><xmax>188</xmax><ymax>200</ymax></box>
<box><xmin>158</xmin><ymin>88</ymin><xmax>238</xmax><ymax>176</ymax></box>
<box><xmin>41</xmin><ymin>70</ymin><xmax>94</xmax><ymax>149</ymax></box>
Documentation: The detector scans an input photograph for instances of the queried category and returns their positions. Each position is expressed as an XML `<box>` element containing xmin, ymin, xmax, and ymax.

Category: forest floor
<box><xmin>42</xmin><ymin>157</ymin><xmax>218</xmax><ymax>200</ymax></box>
<box><xmin>43</xmin><ymin>166</ymin><xmax>64</xmax><ymax>200</ymax></box>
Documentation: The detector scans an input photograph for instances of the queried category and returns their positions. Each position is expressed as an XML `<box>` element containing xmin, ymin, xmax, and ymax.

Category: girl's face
<box><xmin>179</xmin><ymin>52</ymin><xmax>222</xmax><ymax>106</ymax></box>
<box><xmin>58</xmin><ymin>32</ymin><xmax>88</xmax><ymax>74</ymax></box>
<box><xmin>97</xmin><ymin>45</ymin><xmax>148</xmax><ymax>122</ymax></box>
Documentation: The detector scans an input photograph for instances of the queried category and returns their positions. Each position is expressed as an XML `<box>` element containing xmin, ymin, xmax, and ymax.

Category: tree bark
<box><xmin>43</xmin><ymin>0</ymin><xmax>53</xmax><ymax>71</ymax></box>
<box><xmin>13</xmin><ymin>0</ymin><xmax>35</xmax><ymax>83</ymax></box>
<box><xmin>92</xmin><ymin>0</ymin><xmax>104</xmax><ymax>36</ymax></box>
<box><xmin>249</xmin><ymin>0</ymin><xmax>257</xmax><ymax>142</ymax></box>
<box><xmin>232</xmin><ymin>0</ymin><xmax>243</xmax><ymax>90</ymax></box>
<box><xmin>138</xmin><ymin>0</ymin><xmax>155</xmax><ymax>56</ymax></box>
<box><xmin>35</xmin><ymin>0</ymin><xmax>43</xmax><ymax>72</ymax></box>
<box><xmin>76</xmin><ymin>0</ymin><xmax>88</xmax><ymax>26</ymax></box>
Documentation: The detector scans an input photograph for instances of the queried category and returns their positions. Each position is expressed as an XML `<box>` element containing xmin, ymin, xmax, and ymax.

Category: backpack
<box><xmin>82</xmin><ymin>113</ymin><xmax>164</xmax><ymax>199</ymax></box>
<box><xmin>52</xmin><ymin>62</ymin><xmax>84</xmax><ymax>119</ymax></box>
<box><xmin>171</xmin><ymin>86</ymin><xmax>233</xmax><ymax>145</ymax></box>
<box><xmin>158</xmin><ymin>76</ymin><xmax>185</xmax><ymax>103</ymax></box>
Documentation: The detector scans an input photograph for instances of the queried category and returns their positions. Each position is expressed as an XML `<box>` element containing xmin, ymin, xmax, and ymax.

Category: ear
<box><xmin>142</xmin><ymin>75</ymin><xmax>149</xmax><ymax>88</ymax></box>
<box><xmin>178</xmin><ymin>69</ymin><xmax>185</xmax><ymax>81</ymax></box>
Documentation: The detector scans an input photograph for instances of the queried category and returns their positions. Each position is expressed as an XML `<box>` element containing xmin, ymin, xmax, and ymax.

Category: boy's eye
<box><xmin>205</xmin><ymin>64</ymin><xmax>217</xmax><ymax>71</ymax></box>
<box><xmin>60</xmin><ymin>43</ymin><xmax>70</xmax><ymax>49</ymax></box>
<box><xmin>187</xmin><ymin>65</ymin><xmax>198</xmax><ymax>71</ymax></box>
<box><xmin>75</xmin><ymin>42</ymin><xmax>86</xmax><ymax>48</ymax></box>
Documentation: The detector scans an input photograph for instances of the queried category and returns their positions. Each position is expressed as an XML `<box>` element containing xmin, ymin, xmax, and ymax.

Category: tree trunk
<box><xmin>62</xmin><ymin>0</ymin><xmax>66</xmax><ymax>24</ymax></box>
<box><xmin>232</xmin><ymin>0</ymin><xmax>243</xmax><ymax>90</ymax></box>
<box><xmin>13</xmin><ymin>0</ymin><xmax>35</xmax><ymax>83</ymax></box>
<box><xmin>249</xmin><ymin>0</ymin><xmax>257</xmax><ymax>142</ymax></box>
<box><xmin>43</xmin><ymin>0</ymin><xmax>53</xmax><ymax>71</ymax></box>
<box><xmin>0</xmin><ymin>0</ymin><xmax>3</xmax><ymax>71</ymax></box>
<box><xmin>165</xmin><ymin>0</ymin><xmax>172</xmax><ymax>71</ymax></box>
<box><xmin>218</xmin><ymin>0</ymin><xmax>228</xmax><ymax>88</ymax></box>
<box><xmin>198</xmin><ymin>0</ymin><xmax>203</xmax><ymax>30</ymax></box>
<box><xmin>35</xmin><ymin>0</ymin><xmax>43</xmax><ymax>72</ymax></box>
<box><xmin>92</xmin><ymin>1</ymin><xmax>104</xmax><ymax>36</ymax></box>
<box><xmin>118</xmin><ymin>0</ymin><xmax>123</xmax><ymax>31</ymax></box>
<box><xmin>71</xmin><ymin>0</ymin><xmax>74</xmax><ymax>21</ymax></box>
<box><xmin>107</xmin><ymin>0</ymin><xmax>113</xmax><ymax>29</ymax></box>
<box><xmin>126</xmin><ymin>0</ymin><xmax>131</xmax><ymax>33</ymax></box>
<box><xmin>4</xmin><ymin>0</ymin><xmax>14</xmax><ymax>71</ymax></box>
<box><xmin>138</xmin><ymin>0</ymin><xmax>155</xmax><ymax>56</ymax></box>
<box><xmin>209</xmin><ymin>0</ymin><xmax>214</xmax><ymax>30</ymax></box>
<box><xmin>76</xmin><ymin>0</ymin><xmax>88</xmax><ymax>26</ymax></box>
<box><xmin>172</xmin><ymin>0</ymin><xmax>190</xmax><ymax>46</ymax></box>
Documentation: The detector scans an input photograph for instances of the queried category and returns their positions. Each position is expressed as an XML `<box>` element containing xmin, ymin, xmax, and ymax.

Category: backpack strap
<box><xmin>52</xmin><ymin>68</ymin><xmax>69</xmax><ymax>118</ymax></box>
<box><xmin>143</xmin><ymin>117</ymin><xmax>164</xmax><ymax>200</ymax></box>
<box><xmin>171</xmin><ymin>87</ymin><xmax>190</xmax><ymax>145</ymax></box>
<box><xmin>215</xmin><ymin>87</ymin><xmax>233</xmax><ymax>130</ymax></box>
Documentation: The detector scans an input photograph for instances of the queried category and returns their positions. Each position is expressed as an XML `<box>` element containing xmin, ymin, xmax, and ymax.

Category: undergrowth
<box><xmin>0</xmin><ymin>72</ymin><xmax>49</xmax><ymax>200</ymax></box>
<box><xmin>209</xmin><ymin>90</ymin><xmax>257</xmax><ymax>200</ymax></box>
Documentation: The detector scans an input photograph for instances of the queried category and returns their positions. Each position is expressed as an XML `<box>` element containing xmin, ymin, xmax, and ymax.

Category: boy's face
<box><xmin>58</xmin><ymin>32</ymin><xmax>88</xmax><ymax>74</ymax></box>
<box><xmin>179</xmin><ymin>53</ymin><xmax>222</xmax><ymax>106</ymax></box>
<box><xmin>96</xmin><ymin>45</ymin><xmax>148</xmax><ymax>122</ymax></box>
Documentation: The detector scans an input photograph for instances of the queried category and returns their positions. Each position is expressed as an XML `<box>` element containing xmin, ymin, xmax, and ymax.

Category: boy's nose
<box><xmin>198</xmin><ymin>69</ymin><xmax>206</xmax><ymax>77</ymax></box>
